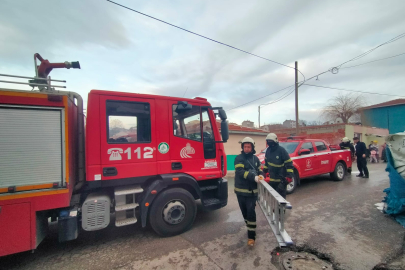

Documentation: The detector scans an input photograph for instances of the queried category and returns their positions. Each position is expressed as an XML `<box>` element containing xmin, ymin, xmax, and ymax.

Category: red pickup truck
<box><xmin>256</xmin><ymin>137</ymin><xmax>352</xmax><ymax>194</ymax></box>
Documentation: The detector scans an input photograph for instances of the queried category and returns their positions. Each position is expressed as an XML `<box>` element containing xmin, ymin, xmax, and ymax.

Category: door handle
<box><xmin>172</xmin><ymin>162</ymin><xmax>182</xmax><ymax>170</ymax></box>
<box><xmin>103</xmin><ymin>167</ymin><xmax>118</xmax><ymax>177</ymax></box>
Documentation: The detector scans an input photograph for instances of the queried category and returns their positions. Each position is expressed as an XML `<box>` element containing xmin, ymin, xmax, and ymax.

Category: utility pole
<box><xmin>295</xmin><ymin>61</ymin><xmax>299</xmax><ymax>135</ymax></box>
<box><xmin>258</xmin><ymin>105</ymin><xmax>260</xmax><ymax>128</ymax></box>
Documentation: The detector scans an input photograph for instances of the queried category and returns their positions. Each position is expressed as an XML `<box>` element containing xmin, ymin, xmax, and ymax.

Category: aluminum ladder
<box><xmin>257</xmin><ymin>180</ymin><xmax>293</xmax><ymax>247</ymax></box>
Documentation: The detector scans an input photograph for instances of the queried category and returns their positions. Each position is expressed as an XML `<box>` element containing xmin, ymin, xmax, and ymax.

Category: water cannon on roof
<box><xmin>28</xmin><ymin>53</ymin><xmax>80</xmax><ymax>91</ymax></box>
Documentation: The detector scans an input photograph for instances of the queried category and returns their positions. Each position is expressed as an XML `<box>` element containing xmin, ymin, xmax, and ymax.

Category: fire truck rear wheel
<box><xmin>149</xmin><ymin>188</ymin><xmax>197</xmax><ymax>237</ymax></box>
<box><xmin>331</xmin><ymin>162</ymin><xmax>346</xmax><ymax>181</ymax></box>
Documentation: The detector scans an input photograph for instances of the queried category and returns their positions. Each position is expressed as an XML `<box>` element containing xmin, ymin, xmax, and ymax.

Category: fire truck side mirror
<box><xmin>175</xmin><ymin>101</ymin><xmax>192</xmax><ymax>113</ymax></box>
<box><xmin>298</xmin><ymin>149</ymin><xmax>310</xmax><ymax>155</ymax></box>
<box><xmin>221</xmin><ymin>120</ymin><xmax>229</xmax><ymax>142</ymax></box>
<box><xmin>218</xmin><ymin>109</ymin><xmax>227</xmax><ymax>120</ymax></box>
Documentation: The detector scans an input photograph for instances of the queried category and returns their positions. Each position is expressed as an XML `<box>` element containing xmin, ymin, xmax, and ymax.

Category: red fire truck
<box><xmin>256</xmin><ymin>137</ymin><xmax>353</xmax><ymax>194</ymax></box>
<box><xmin>0</xmin><ymin>54</ymin><xmax>229</xmax><ymax>257</ymax></box>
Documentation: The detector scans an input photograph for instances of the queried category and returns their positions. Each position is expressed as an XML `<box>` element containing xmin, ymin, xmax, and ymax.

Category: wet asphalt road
<box><xmin>1</xmin><ymin>162</ymin><xmax>404</xmax><ymax>270</ymax></box>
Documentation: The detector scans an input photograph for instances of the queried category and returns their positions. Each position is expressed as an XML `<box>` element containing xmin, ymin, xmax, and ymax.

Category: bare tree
<box><xmin>321</xmin><ymin>93</ymin><xmax>365</xmax><ymax>124</ymax></box>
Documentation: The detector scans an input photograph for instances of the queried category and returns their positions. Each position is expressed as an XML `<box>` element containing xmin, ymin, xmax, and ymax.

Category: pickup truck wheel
<box><xmin>286</xmin><ymin>172</ymin><xmax>298</xmax><ymax>194</ymax></box>
<box><xmin>331</xmin><ymin>162</ymin><xmax>346</xmax><ymax>181</ymax></box>
<box><xmin>149</xmin><ymin>188</ymin><xmax>197</xmax><ymax>237</ymax></box>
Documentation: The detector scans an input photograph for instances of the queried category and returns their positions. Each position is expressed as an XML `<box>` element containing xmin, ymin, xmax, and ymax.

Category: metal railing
<box><xmin>258</xmin><ymin>180</ymin><xmax>293</xmax><ymax>247</ymax></box>
<box><xmin>0</xmin><ymin>73</ymin><xmax>66</xmax><ymax>91</ymax></box>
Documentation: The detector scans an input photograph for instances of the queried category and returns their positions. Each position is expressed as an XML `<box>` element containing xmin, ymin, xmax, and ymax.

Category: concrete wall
<box><xmin>361</xmin><ymin>104</ymin><xmax>405</xmax><ymax>134</ymax></box>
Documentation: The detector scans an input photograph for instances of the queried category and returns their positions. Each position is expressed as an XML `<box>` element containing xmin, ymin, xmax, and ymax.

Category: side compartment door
<box><xmin>100</xmin><ymin>96</ymin><xmax>157</xmax><ymax>180</ymax></box>
<box><xmin>315</xmin><ymin>141</ymin><xmax>332</xmax><ymax>174</ymax></box>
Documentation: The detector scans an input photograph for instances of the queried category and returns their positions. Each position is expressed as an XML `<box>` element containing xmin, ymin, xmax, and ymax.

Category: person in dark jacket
<box><xmin>382</xmin><ymin>143</ymin><xmax>387</xmax><ymax>163</ymax></box>
<box><xmin>234</xmin><ymin>137</ymin><xmax>264</xmax><ymax>247</ymax></box>
<box><xmin>263</xmin><ymin>133</ymin><xmax>294</xmax><ymax>199</ymax></box>
<box><xmin>353</xmin><ymin>137</ymin><xmax>369</xmax><ymax>178</ymax></box>
<box><xmin>339</xmin><ymin>137</ymin><xmax>355</xmax><ymax>157</ymax></box>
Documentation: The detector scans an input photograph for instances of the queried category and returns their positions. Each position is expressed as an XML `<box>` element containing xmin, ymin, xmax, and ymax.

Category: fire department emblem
<box><xmin>180</xmin><ymin>143</ymin><xmax>195</xmax><ymax>158</ymax></box>
<box><xmin>158</xmin><ymin>142</ymin><xmax>169</xmax><ymax>154</ymax></box>
<box><xmin>306</xmin><ymin>159</ymin><xmax>312</xmax><ymax>168</ymax></box>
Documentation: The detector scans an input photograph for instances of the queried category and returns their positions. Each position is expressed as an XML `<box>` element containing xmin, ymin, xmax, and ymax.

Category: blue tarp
<box><xmin>383</xmin><ymin>147</ymin><xmax>405</xmax><ymax>226</ymax></box>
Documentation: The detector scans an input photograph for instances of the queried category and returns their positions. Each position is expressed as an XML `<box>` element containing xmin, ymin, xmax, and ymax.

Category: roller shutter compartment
<box><xmin>0</xmin><ymin>106</ymin><xmax>65</xmax><ymax>189</ymax></box>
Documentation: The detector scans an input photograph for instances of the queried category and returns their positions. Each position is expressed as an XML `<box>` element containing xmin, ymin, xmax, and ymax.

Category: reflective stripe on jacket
<box><xmin>263</xmin><ymin>144</ymin><xmax>294</xmax><ymax>182</ymax></box>
<box><xmin>234</xmin><ymin>152</ymin><xmax>263</xmax><ymax>196</ymax></box>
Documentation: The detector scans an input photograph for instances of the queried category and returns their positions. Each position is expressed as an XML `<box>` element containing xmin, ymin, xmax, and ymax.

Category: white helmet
<box><xmin>240</xmin><ymin>137</ymin><xmax>255</xmax><ymax>149</ymax></box>
<box><xmin>240</xmin><ymin>137</ymin><xmax>255</xmax><ymax>145</ymax></box>
<box><xmin>266</xmin><ymin>133</ymin><xmax>278</xmax><ymax>143</ymax></box>
<box><xmin>342</xmin><ymin>137</ymin><xmax>350</xmax><ymax>143</ymax></box>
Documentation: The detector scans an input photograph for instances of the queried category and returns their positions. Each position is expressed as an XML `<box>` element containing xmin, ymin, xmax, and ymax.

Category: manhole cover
<box><xmin>281</xmin><ymin>251</ymin><xmax>333</xmax><ymax>270</ymax></box>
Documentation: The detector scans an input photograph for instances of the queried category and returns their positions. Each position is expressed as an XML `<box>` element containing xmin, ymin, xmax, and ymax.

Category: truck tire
<box><xmin>149</xmin><ymin>188</ymin><xmax>197</xmax><ymax>237</ymax></box>
<box><xmin>286</xmin><ymin>171</ymin><xmax>298</xmax><ymax>194</ymax></box>
<box><xmin>331</xmin><ymin>162</ymin><xmax>346</xmax><ymax>181</ymax></box>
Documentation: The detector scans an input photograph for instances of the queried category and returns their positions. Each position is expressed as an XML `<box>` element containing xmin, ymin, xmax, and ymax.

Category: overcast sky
<box><xmin>1</xmin><ymin>0</ymin><xmax>404</xmax><ymax>126</ymax></box>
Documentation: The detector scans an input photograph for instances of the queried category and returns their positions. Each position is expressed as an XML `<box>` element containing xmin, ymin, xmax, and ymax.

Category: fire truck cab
<box><xmin>0</xmin><ymin>54</ymin><xmax>229</xmax><ymax>257</ymax></box>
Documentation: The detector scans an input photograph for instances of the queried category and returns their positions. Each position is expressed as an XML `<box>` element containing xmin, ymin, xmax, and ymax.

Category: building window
<box><xmin>173</xmin><ymin>105</ymin><xmax>201</xmax><ymax>141</ymax></box>
<box><xmin>107</xmin><ymin>100</ymin><xmax>151</xmax><ymax>143</ymax></box>
<box><xmin>315</xmin><ymin>141</ymin><xmax>327</xmax><ymax>151</ymax></box>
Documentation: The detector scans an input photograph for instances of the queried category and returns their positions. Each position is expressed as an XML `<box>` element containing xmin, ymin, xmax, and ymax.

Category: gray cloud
<box><xmin>0</xmin><ymin>0</ymin><xmax>131</xmax><ymax>66</ymax></box>
<box><xmin>1</xmin><ymin>0</ymin><xmax>404</xmax><ymax>126</ymax></box>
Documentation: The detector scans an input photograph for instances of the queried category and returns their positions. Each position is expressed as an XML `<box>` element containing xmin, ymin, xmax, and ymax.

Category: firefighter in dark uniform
<box><xmin>339</xmin><ymin>137</ymin><xmax>355</xmax><ymax>157</ymax></box>
<box><xmin>234</xmin><ymin>137</ymin><xmax>264</xmax><ymax>247</ymax></box>
<box><xmin>263</xmin><ymin>133</ymin><xmax>294</xmax><ymax>199</ymax></box>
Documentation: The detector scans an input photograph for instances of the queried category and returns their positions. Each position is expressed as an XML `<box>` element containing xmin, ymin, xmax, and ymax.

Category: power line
<box><xmin>107</xmin><ymin>0</ymin><xmax>305</xmax><ymax>81</ymax></box>
<box><xmin>303</xmin><ymin>84</ymin><xmax>405</xmax><ymax>98</ymax></box>
<box><xmin>340</xmin><ymin>52</ymin><xmax>405</xmax><ymax>69</ymax></box>
<box><xmin>298</xmin><ymin>32</ymin><xmax>405</xmax><ymax>85</ymax></box>
<box><xmin>228</xmin><ymin>85</ymin><xmax>294</xmax><ymax>111</ymax></box>
<box><xmin>182</xmin><ymin>87</ymin><xmax>188</xmax><ymax>97</ymax></box>
<box><xmin>265</xmin><ymin>88</ymin><xmax>295</xmax><ymax>105</ymax></box>
<box><xmin>337</xmin><ymin>32</ymin><xmax>405</xmax><ymax>68</ymax></box>
<box><xmin>225</xmin><ymin>31</ymin><xmax>405</xmax><ymax>111</ymax></box>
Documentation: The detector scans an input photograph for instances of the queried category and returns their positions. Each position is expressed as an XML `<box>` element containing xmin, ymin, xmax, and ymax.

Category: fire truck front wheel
<box><xmin>149</xmin><ymin>188</ymin><xmax>197</xmax><ymax>237</ymax></box>
<box><xmin>331</xmin><ymin>162</ymin><xmax>346</xmax><ymax>181</ymax></box>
